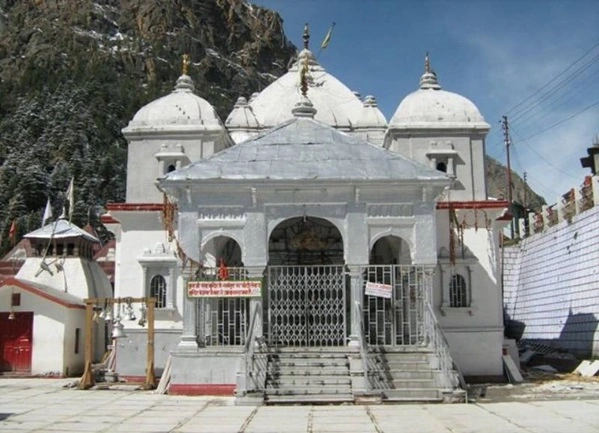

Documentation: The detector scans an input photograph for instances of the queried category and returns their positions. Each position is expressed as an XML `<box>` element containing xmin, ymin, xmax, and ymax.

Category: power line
<box><xmin>506</xmin><ymin>39</ymin><xmax>599</xmax><ymax>116</ymax></box>
<box><xmin>511</xmin><ymin>145</ymin><xmax>562</xmax><ymax>199</ymax></box>
<box><xmin>510</xmin><ymin>52</ymin><xmax>599</xmax><ymax>125</ymax></box>
<box><xmin>517</xmin><ymin>100</ymin><xmax>599</xmax><ymax>143</ymax></box>
<box><xmin>510</xmin><ymin>127</ymin><xmax>580</xmax><ymax>180</ymax></box>
<box><xmin>510</xmin><ymin>68</ymin><xmax>599</xmax><ymax>130</ymax></box>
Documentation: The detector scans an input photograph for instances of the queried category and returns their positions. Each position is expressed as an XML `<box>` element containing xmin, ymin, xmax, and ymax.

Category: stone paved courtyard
<box><xmin>2</xmin><ymin>378</ymin><xmax>599</xmax><ymax>432</ymax></box>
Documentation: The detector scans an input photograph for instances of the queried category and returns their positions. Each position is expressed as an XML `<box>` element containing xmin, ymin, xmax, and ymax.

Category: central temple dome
<box><xmin>246</xmin><ymin>48</ymin><xmax>364</xmax><ymax>130</ymax></box>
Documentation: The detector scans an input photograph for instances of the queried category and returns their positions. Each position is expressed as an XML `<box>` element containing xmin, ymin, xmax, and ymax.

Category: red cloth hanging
<box><xmin>218</xmin><ymin>258</ymin><xmax>229</xmax><ymax>281</ymax></box>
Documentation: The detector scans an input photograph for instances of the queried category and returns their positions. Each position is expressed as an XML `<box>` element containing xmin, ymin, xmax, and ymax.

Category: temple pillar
<box><xmin>177</xmin><ymin>275</ymin><xmax>198</xmax><ymax>350</ymax></box>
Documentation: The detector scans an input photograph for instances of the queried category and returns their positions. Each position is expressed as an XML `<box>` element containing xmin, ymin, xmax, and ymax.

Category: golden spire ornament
<box><xmin>182</xmin><ymin>54</ymin><xmax>191</xmax><ymax>75</ymax></box>
<box><xmin>425</xmin><ymin>51</ymin><xmax>431</xmax><ymax>74</ymax></box>
<box><xmin>300</xmin><ymin>61</ymin><xmax>309</xmax><ymax>97</ymax></box>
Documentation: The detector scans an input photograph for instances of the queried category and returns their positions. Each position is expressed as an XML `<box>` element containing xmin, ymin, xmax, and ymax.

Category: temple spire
<box><xmin>182</xmin><ymin>54</ymin><xmax>190</xmax><ymax>75</ymax></box>
<box><xmin>419</xmin><ymin>51</ymin><xmax>441</xmax><ymax>90</ymax></box>
<box><xmin>303</xmin><ymin>23</ymin><xmax>310</xmax><ymax>49</ymax></box>
<box><xmin>174</xmin><ymin>54</ymin><xmax>195</xmax><ymax>92</ymax></box>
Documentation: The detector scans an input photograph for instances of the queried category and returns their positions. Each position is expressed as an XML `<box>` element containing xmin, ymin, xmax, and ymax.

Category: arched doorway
<box><xmin>364</xmin><ymin>236</ymin><xmax>423</xmax><ymax>346</ymax></box>
<box><xmin>268</xmin><ymin>216</ymin><xmax>343</xmax><ymax>266</ymax></box>
<box><xmin>266</xmin><ymin>217</ymin><xmax>347</xmax><ymax>347</ymax></box>
<box><xmin>198</xmin><ymin>236</ymin><xmax>247</xmax><ymax>347</ymax></box>
<box><xmin>369</xmin><ymin>235</ymin><xmax>411</xmax><ymax>265</ymax></box>
<box><xmin>201</xmin><ymin>236</ymin><xmax>243</xmax><ymax>268</ymax></box>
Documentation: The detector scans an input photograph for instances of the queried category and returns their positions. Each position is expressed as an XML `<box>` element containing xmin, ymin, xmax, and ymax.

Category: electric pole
<box><xmin>501</xmin><ymin>116</ymin><xmax>514</xmax><ymax>239</ymax></box>
<box><xmin>523</xmin><ymin>171</ymin><xmax>529</xmax><ymax>237</ymax></box>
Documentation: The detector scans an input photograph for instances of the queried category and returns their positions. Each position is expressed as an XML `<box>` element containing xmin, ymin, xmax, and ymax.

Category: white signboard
<box><xmin>365</xmin><ymin>281</ymin><xmax>392</xmax><ymax>299</ymax></box>
<box><xmin>188</xmin><ymin>280</ymin><xmax>262</xmax><ymax>298</ymax></box>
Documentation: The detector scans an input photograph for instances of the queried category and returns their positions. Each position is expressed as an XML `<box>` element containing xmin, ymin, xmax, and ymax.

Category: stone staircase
<box><xmin>264</xmin><ymin>348</ymin><xmax>353</xmax><ymax>404</ymax></box>
<box><xmin>367</xmin><ymin>347</ymin><xmax>462</xmax><ymax>402</ymax></box>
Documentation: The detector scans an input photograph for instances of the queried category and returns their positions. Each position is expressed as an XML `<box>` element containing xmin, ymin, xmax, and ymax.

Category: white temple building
<box><xmin>103</xmin><ymin>29</ymin><xmax>509</xmax><ymax>402</ymax></box>
<box><xmin>0</xmin><ymin>218</ymin><xmax>112</xmax><ymax>376</ymax></box>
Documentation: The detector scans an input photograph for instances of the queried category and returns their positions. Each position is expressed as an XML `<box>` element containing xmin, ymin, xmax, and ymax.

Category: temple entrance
<box><xmin>266</xmin><ymin>217</ymin><xmax>347</xmax><ymax>347</ymax></box>
<box><xmin>363</xmin><ymin>236</ymin><xmax>425</xmax><ymax>346</ymax></box>
<box><xmin>197</xmin><ymin>236</ymin><xmax>249</xmax><ymax>347</ymax></box>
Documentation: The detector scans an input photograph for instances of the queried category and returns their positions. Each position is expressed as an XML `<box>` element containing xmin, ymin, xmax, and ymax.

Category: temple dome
<box><xmin>124</xmin><ymin>75</ymin><xmax>223</xmax><ymax>132</ymax></box>
<box><xmin>247</xmin><ymin>49</ymin><xmax>363</xmax><ymax>130</ymax></box>
<box><xmin>355</xmin><ymin>95</ymin><xmax>387</xmax><ymax>129</ymax></box>
<box><xmin>389</xmin><ymin>57</ymin><xmax>489</xmax><ymax>131</ymax></box>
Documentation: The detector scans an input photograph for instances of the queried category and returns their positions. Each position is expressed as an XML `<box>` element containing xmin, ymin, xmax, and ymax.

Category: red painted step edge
<box><xmin>168</xmin><ymin>384</ymin><xmax>236</xmax><ymax>396</ymax></box>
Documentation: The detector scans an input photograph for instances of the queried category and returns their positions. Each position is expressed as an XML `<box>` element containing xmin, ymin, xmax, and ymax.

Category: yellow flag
<box><xmin>321</xmin><ymin>22</ymin><xmax>336</xmax><ymax>49</ymax></box>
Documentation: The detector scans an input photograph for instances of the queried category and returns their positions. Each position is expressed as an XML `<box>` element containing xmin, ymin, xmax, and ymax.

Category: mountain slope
<box><xmin>0</xmin><ymin>0</ymin><xmax>295</xmax><ymax>252</ymax></box>
<box><xmin>485</xmin><ymin>155</ymin><xmax>546</xmax><ymax>211</ymax></box>
<box><xmin>0</xmin><ymin>0</ymin><xmax>545</xmax><ymax>255</ymax></box>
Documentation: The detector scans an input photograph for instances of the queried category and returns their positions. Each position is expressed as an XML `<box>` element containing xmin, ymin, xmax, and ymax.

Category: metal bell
<box><xmin>104</xmin><ymin>307</ymin><xmax>113</xmax><ymax>322</ymax></box>
<box><xmin>125</xmin><ymin>305</ymin><xmax>136</xmax><ymax>321</ymax></box>
<box><xmin>111</xmin><ymin>321</ymin><xmax>127</xmax><ymax>339</ymax></box>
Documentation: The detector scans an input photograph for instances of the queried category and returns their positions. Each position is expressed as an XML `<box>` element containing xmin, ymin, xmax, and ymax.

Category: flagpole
<box><xmin>66</xmin><ymin>177</ymin><xmax>75</xmax><ymax>223</ymax></box>
<box><xmin>316</xmin><ymin>22</ymin><xmax>336</xmax><ymax>59</ymax></box>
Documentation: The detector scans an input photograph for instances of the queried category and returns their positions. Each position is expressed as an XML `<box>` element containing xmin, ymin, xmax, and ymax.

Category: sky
<box><xmin>253</xmin><ymin>0</ymin><xmax>599</xmax><ymax>204</ymax></box>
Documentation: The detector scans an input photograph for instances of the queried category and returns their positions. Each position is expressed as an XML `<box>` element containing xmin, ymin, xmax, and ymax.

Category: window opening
<box><xmin>150</xmin><ymin>275</ymin><xmax>167</xmax><ymax>308</ymax></box>
<box><xmin>449</xmin><ymin>274</ymin><xmax>468</xmax><ymax>307</ymax></box>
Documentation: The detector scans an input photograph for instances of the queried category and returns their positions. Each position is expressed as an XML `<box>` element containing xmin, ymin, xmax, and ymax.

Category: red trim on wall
<box><xmin>100</xmin><ymin>214</ymin><xmax>120</xmax><ymax>224</ymax></box>
<box><xmin>497</xmin><ymin>213</ymin><xmax>513</xmax><ymax>221</ymax></box>
<box><xmin>436</xmin><ymin>200</ymin><xmax>509</xmax><ymax>210</ymax></box>
<box><xmin>1</xmin><ymin>278</ymin><xmax>84</xmax><ymax>309</ymax></box>
<box><xmin>105</xmin><ymin>203</ymin><xmax>164</xmax><ymax>212</ymax></box>
<box><xmin>119</xmin><ymin>375</ymin><xmax>148</xmax><ymax>384</ymax></box>
<box><xmin>168</xmin><ymin>384</ymin><xmax>236</xmax><ymax>396</ymax></box>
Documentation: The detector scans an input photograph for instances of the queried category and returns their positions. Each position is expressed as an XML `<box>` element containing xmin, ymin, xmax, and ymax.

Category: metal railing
<box><xmin>424</xmin><ymin>302</ymin><xmax>464</xmax><ymax>390</ymax></box>
<box><xmin>243</xmin><ymin>303</ymin><xmax>267</xmax><ymax>393</ymax></box>
<box><xmin>266</xmin><ymin>265</ymin><xmax>346</xmax><ymax>347</ymax></box>
<box><xmin>361</xmin><ymin>265</ymin><xmax>426</xmax><ymax>346</ymax></box>
<box><xmin>354</xmin><ymin>301</ymin><xmax>371</xmax><ymax>391</ymax></box>
<box><xmin>194</xmin><ymin>266</ymin><xmax>252</xmax><ymax>347</ymax></box>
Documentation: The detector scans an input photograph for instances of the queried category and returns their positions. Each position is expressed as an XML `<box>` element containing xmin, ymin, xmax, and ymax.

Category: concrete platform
<box><xmin>2</xmin><ymin>378</ymin><xmax>599</xmax><ymax>432</ymax></box>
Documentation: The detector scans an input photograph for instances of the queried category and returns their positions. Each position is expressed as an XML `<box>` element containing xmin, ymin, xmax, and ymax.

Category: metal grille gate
<box><xmin>362</xmin><ymin>265</ymin><xmax>426</xmax><ymax>346</ymax></box>
<box><xmin>266</xmin><ymin>265</ymin><xmax>346</xmax><ymax>347</ymax></box>
<box><xmin>195</xmin><ymin>267</ymin><xmax>250</xmax><ymax>347</ymax></box>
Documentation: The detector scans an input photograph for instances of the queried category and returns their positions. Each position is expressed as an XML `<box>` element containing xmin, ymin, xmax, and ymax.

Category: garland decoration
<box><xmin>162</xmin><ymin>193</ymin><xmax>177</xmax><ymax>243</ymax></box>
<box><xmin>162</xmin><ymin>192</ymin><xmax>202</xmax><ymax>277</ymax></box>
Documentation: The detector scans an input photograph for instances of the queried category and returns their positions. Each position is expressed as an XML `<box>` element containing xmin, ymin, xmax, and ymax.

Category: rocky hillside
<box><xmin>486</xmin><ymin>155</ymin><xmax>546</xmax><ymax>211</ymax></box>
<box><xmin>0</xmin><ymin>0</ymin><xmax>295</xmax><ymax>252</ymax></box>
<box><xmin>0</xmin><ymin>0</ymin><xmax>544</xmax><ymax>255</ymax></box>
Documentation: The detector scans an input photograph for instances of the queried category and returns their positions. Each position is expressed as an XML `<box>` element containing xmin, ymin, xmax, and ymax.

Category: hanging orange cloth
<box><xmin>218</xmin><ymin>258</ymin><xmax>229</xmax><ymax>281</ymax></box>
<box><xmin>8</xmin><ymin>219</ymin><xmax>17</xmax><ymax>245</ymax></box>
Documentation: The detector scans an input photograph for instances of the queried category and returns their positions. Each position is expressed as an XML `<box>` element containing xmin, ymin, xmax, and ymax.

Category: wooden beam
<box><xmin>78</xmin><ymin>296</ymin><xmax>157</xmax><ymax>390</ymax></box>
<box><xmin>78</xmin><ymin>300</ymin><xmax>95</xmax><ymax>389</ymax></box>
<box><xmin>143</xmin><ymin>297</ymin><xmax>156</xmax><ymax>390</ymax></box>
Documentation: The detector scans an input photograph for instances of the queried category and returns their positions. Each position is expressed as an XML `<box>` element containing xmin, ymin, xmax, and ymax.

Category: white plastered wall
<box><xmin>112</xmin><ymin>211</ymin><xmax>182</xmax><ymax>330</ymax></box>
<box><xmin>433</xmin><ymin>208</ymin><xmax>504</xmax><ymax>377</ymax></box>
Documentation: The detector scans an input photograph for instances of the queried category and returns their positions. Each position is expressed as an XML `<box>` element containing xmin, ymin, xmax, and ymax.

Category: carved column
<box><xmin>347</xmin><ymin>265</ymin><xmax>362</xmax><ymax>348</ymax></box>
<box><xmin>423</xmin><ymin>266</ymin><xmax>436</xmax><ymax>307</ymax></box>
<box><xmin>246</xmin><ymin>266</ymin><xmax>266</xmax><ymax>340</ymax></box>
<box><xmin>177</xmin><ymin>274</ymin><xmax>198</xmax><ymax>350</ymax></box>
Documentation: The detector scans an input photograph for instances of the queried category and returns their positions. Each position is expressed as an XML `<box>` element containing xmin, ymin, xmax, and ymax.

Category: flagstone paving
<box><xmin>2</xmin><ymin>378</ymin><xmax>599</xmax><ymax>432</ymax></box>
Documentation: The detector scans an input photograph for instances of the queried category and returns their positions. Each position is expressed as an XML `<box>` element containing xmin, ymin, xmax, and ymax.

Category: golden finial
<box><xmin>425</xmin><ymin>51</ymin><xmax>431</xmax><ymax>74</ymax></box>
<box><xmin>303</xmin><ymin>23</ymin><xmax>310</xmax><ymax>50</ymax></box>
<box><xmin>182</xmin><ymin>54</ymin><xmax>191</xmax><ymax>75</ymax></box>
<box><xmin>300</xmin><ymin>61</ymin><xmax>309</xmax><ymax>97</ymax></box>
